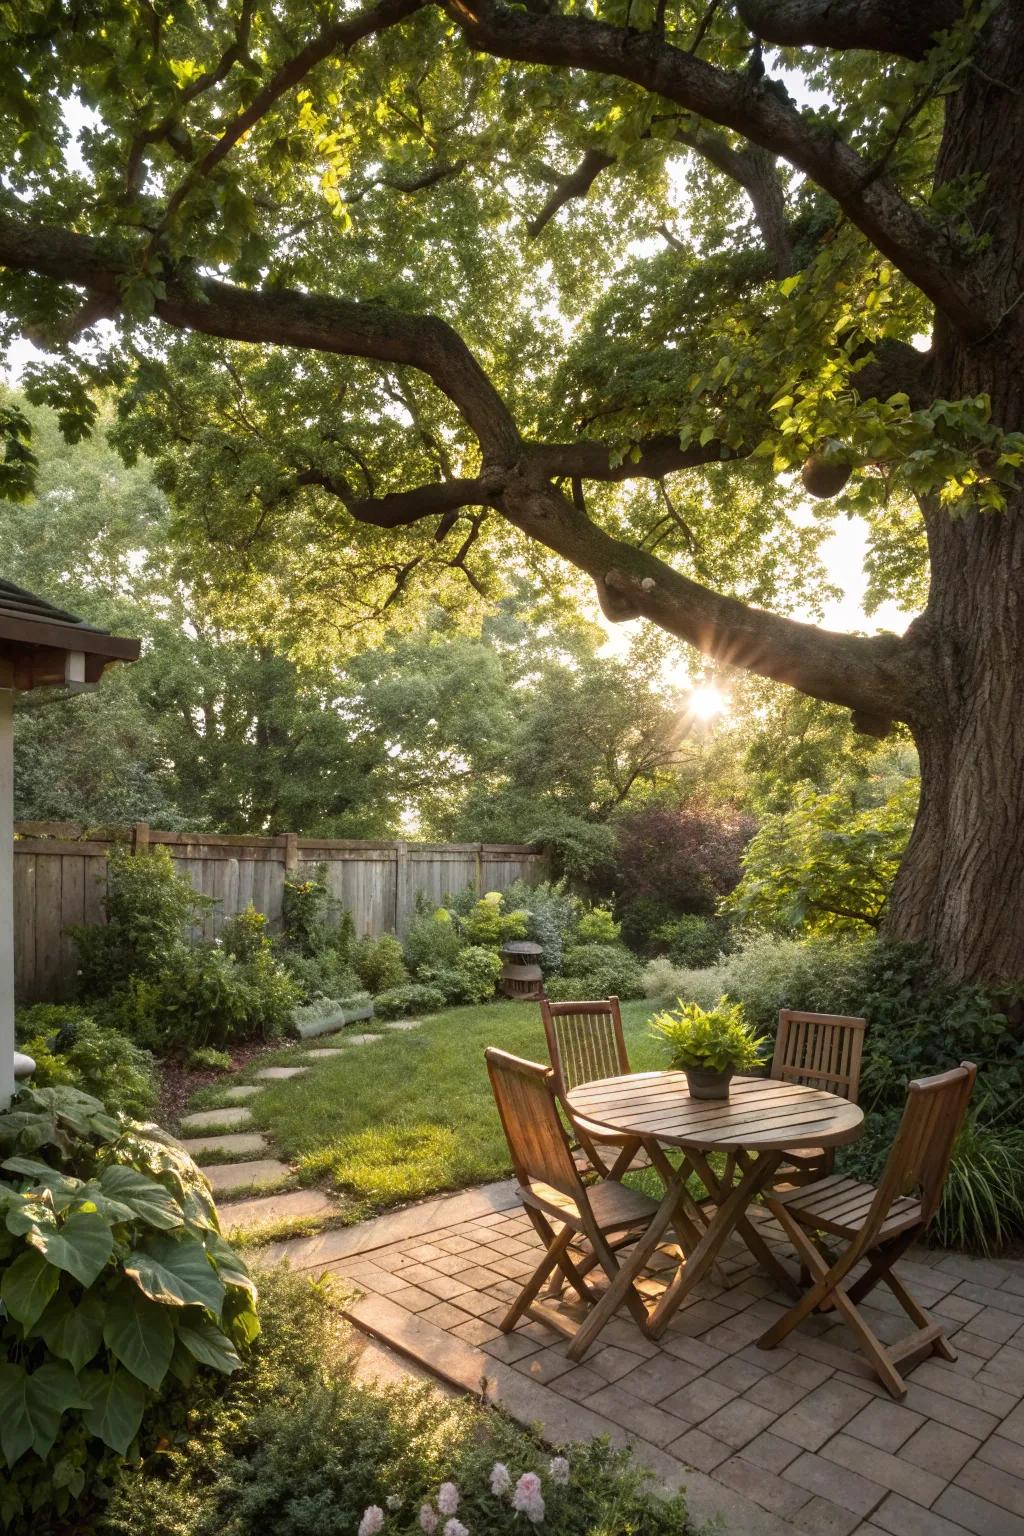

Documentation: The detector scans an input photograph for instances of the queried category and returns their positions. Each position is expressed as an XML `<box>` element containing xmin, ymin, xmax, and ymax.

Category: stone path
<box><xmin>263</xmin><ymin>1180</ymin><xmax>1024</xmax><ymax>1536</ymax></box>
<box><xmin>179</xmin><ymin>1021</ymin><xmax>405</xmax><ymax>1234</ymax></box>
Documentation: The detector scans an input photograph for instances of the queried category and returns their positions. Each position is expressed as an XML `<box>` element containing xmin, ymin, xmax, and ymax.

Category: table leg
<box><xmin>645</xmin><ymin>1148</ymin><xmax>803</xmax><ymax>1337</ymax></box>
<box><xmin>689</xmin><ymin>1147</ymin><xmax>800</xmax><ymax>1300</ymax></box>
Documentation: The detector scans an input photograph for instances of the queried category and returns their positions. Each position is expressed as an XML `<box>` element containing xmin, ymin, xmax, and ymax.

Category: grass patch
<box><xmin>246</xmin><ymin>1000</ymin><xmax>662</xmax><ymax>1215</ymax></box>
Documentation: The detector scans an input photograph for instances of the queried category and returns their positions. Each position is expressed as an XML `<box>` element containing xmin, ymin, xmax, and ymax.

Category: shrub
<box><xmin>373</xmin><ymin>983</ymin><xmax>445</xmax><ymax>1019</ymax></box>
<box><xmin>457</xmin><ymin>893</ymin><xmax>528</xmax><ymax>948</ymax></box>
<box><xmin>613</xmin><ymin>801</ymin><xmax>755</xmax><ymax>948</ymax></box>
<box><xmin>187</xmin><ymin>1046</ymin><xmax>233</xmax><ymax>1072</ymax></box>
<box><xmin>280</xmin><ymin>866</ymin><xmax>353</xmax><ymax>958</ymax></box>
<box><xmin>544</xmin><ymin>942</ymin><xmax>644</xmax><ymax>1002</ymax></box>
<box><xmin>575</xmin><ymin>905</ymin><xmax>621</xmax><ymax>944</ymax></box>
<box><xmin>283</xmin><ymin>948</ymin><xmax>361</xmax><ymax>1004</ymax></box>
<box><xmin>100</xmin><ymin>1267</ymin><xmax>697</xmax><ymax>1536</ymax></box>
<box><xmin>718</xmin><ymin>932</ymin><xmax>875</xmax><ymax>1034</ymax></box>
<box><xmin>419</xmin><ymin>945</ymin><xmax>501</xmax><ymax>1006</ymax></box>
<box><xmin>654</xmin><ymin>913</ymin><xmax>730</xmax><ymax>968</ymax></box>
<box><xmin>0</xmin><ymin>1084</ymin><xmax>257</xmax><ymax>1530</ymax></box>
<box><xmin>15</xmin><ymin>1005</ymin><xmax>157</xmax><ymax>1119</ymax></box>
<box><xmin>404</xmin><ymin>903</ymin><xmax>464</xmax><ymax>975</ymax></box>
<box><xmin>220</xmin><ymin>904</ymin><xmax>271</xmax><ymax>963</ymax></box>
<box><xmin>651</xmin><ymin>997</ymin><xmax>766</xmax><ymax>1073</ymax></box>
<box><xmin>72</xmin><ymin>847</ymin><xmax>211</xmax><ymax>996</ymax></box>
<box><xmin>501</xmin><ymin>878</ymin><xmax>579</xmax><ymax>974</ymax></box>
<box><xmin>353</xmin><ymin>934</ymin><xmax>409</xmax><ymax>995</ymax></box>
<box><xmin>642</xmin><ymin>955</ymin><xmax>728</xmax><ymax>1010</ymax></box>
<box><xmin>107</xmin><ymin>945</ymin><xmax>299</xmax><ymax>1052</ymax></box>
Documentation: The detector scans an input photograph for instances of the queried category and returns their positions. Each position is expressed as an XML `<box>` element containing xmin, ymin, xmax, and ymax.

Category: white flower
<box><xmin>548</xmin><ymin>1457</ymin><xmax>570</xmax><ymax>1486</ymax></box>
<box><xmin>512</xmin><ymin>1472</ymin><xmax>545</xmax><ymax>1524</ymax></box>
<box><xmin>386</xmin><ymin>1495</ymin><xmax>402</xmax><ymax>1511</ymax></box>
<box><xmin>443</xmin><ymin>1523</ymin><xmax>469</xmax><ymax>1536</ymax></box>
<box><xmin>358</xmin><ymin>1508</ymin><xmax>385</xmax><ymax>1536</ymax></box>
<box><xmin>437</xmin><ymin>1483</ymin><xmax>460</xmax><ymax>1516</ymax></box>
<box><xmin>489</xmin><ymin>1463</ymin><xmax>511</xmax><ymax>1496</ymax></box>
<box><xmin>419</xmin><ymin>1506</ymin><xmax>438</xmax><ymax>1534</ymax></box>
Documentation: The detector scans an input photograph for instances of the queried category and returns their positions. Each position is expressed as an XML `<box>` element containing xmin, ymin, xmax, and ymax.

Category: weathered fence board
<box><xmin>13</xmin><ymin>823</ymin><xmax>545</xmax><ymax>1002</ymax></box>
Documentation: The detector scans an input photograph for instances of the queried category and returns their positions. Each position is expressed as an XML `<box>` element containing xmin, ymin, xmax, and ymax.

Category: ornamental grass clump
<box><xmin>651</xmin><ymin>997</ymin><xmax>766</xmax><ymax>1098</ymax></box>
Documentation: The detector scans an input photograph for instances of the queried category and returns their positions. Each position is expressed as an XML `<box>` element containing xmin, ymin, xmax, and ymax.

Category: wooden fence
<box><xmin>13</xmin><ymin>822</ymin><xmax>546</xmax><ymax>1002</ymax></box>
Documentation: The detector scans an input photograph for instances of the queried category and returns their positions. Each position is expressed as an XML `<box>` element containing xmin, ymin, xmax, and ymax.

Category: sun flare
<box><xmin>687</xmin><ymin>684</ymin><xmax>727</xmax><ymax>721</ymax></box>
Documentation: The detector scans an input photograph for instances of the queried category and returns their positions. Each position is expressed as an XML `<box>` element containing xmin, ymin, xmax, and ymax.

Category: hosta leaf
<box><xmin>204</xmin><ymin>1228</ymin><xmax>257</xmax><ymax>1298</ymax></box>
<box><xmin>34</xmin><ymin>1289</ymin><xmax>105</xmax><ymax>1374</ymax></box>
<box><xmin>176</xmin><ymin>1315</ymin><xmax>241</xmax><ymax>1374</ymax></box>
<box><xmin>2</xmin><ymin>1246</ymin><xmax>59</xmax><ymax>1328</ymax></box>
<box><xmin>6</xmin><ymin>1194</ymin><xmax>57</xmax><ymax>1236</ymax></box>
<box><xmin>80</xmin><ymin>1367</ymin><xmax>148</xmax><ymax>1455</ymax></box>
<box><xmin>0</xmin><ymin>1360</ymin><xmax>88</xmax><ymax>1466</ymax></box>
<box><xmin>99</xmin><ymin>1164</ymin><xmax>183</xmax><ymax>1230</ymax></box>
<box><xmin>124</xmin><ymin>1234</ymin><xmax>225</xmax><ymax>1313</ymax></box>
<box><xmin>102</xmin><ymin>1283</ymin><xmax>175</xmax><ymax>1389</ymax></box>
<box><xmin>27</xmin><ymin>1210</ymin><xmax>113</xmax><ymax>1287</ymax></box>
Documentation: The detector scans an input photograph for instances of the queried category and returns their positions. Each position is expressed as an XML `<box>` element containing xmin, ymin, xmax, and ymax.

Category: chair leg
<box><xmin>501</xmin><ymin>1222</ymin><xmax>578</xmax><ymax>1333</ymax></box>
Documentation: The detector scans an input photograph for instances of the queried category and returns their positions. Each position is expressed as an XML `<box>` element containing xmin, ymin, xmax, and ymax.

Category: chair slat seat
<box><xmin>771</xmin><ymin>1011</ymin><xmax>867</xmax><ymax>1186</ymax></box>
<box><xmin>775</xmin><ymin>1176</ymin><xmax>923</xmax><ymax>1240</ymax></box>
<box><xmin>524</xmin><ymin>1178</ymin><xmax>660</xmax><ymax>1232</ymax></box>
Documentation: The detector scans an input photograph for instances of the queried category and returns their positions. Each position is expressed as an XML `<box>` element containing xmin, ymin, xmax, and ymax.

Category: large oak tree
<box><xmin>1</xmin><ymin>0</ymin><xmax>1022</xmax><ymax>982</ymax></box>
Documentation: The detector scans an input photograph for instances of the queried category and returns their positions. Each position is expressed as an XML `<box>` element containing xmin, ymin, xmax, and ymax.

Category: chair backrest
<box><xmin>486</xmin><ymin>1047</ymin><xmax>583</xmax><ymax>1201</ymax></box>
<box><xmin>541</xmin><ymin>996</ymin><xmax>630</xmax><ymax>1097</ymax></box>
<box><xmin>869</xmin><ymin>1061</ymin><xmax>977</xmax><ymax>1236</ymax></box>
<box><xmin>772</xmin><ymin>1010</ymin><xmax>868</xmax><ymax>1102</ymax></box>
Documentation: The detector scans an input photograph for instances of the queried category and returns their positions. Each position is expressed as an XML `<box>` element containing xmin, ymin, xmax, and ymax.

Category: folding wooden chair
<box><xmin>485</xmin><ymin>1047</ymin><xmax>664</xmax><ymax>1360</ymax></box>
<box><xmin>541</xmin><ymin>996</ymin><xmax>649</xmax><ymax>1178</ymax></box>
<box><xmin>758</xmin><ymin>1061</ymin><xmax>977</xmax><ymax>1398</ymax></box>
<box><xmin>771</xmin><ymin>1010</ymin><xmax>868</xmax><ymax>1186</ymax></box>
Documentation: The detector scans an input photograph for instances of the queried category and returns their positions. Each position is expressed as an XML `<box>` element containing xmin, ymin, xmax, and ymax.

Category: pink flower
<box><xmin>358</xmin><ymin>1509</ymin><xmax>385</xmax><ymax>1536</ymax></box>
<box><xmin>512</xmin><ymin>1472</ymin><xmax>545</xmax><ymax>1524</ymax></box>
<box><xmin>419</xmin><ymin>1505</ymin><xmax>438</xmax><ymax>1534</ymax></box>
<box><xmin>549</xmin><ymin>1457</ymin><xmax>570</xmax><ymax>1486</ymax></box>
<box><xmin>489</xmin><ymin>1463</ymin><xmax>511</xmax><ymax>1496</ymax></box>
<box><xmin>443</xmin><ymin>1523</ymin><xmax>469</xmax><ymax>1536</ymax></box>
<box><xmin>437</xmin><ymin>1483</ymin><xmax>459</xmax><ymax>1517</ymax></box>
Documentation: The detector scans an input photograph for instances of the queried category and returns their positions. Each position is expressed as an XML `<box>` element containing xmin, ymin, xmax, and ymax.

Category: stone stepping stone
<box><xmin>305</xmin><ymin>1048</ymin><xmax>346</xmax><ymax>1058</ymax></box>
<box><xmin>179</xmin><ymin>1131</ymin><xmax>269</xmax><ymax>1158</ymax></box>
<box><xmin>383</xmin><ymin>1019</ymin><xmax>421</xmax><ymax>1030</ymax></box>
<box><xmin>201</xmin><ymin>1158</ymin><xmax>292</xmax><ymax>1195</ymax></box>
<box><xmin>223</xmin><ymin>1085</ymin><xmax>264</xmax><ymax>1101</ymax></box>
<box><xmin>180</xmin><ymin>1105</ymin><xmax>253</xmax><ymax>1131</ymax></box>
<box><xmin>254</xmin><ymin>1065</ymin><xmax>308</xmax><ymax>1081</ymax></box>
<box><xmin>346</xmin><ymin>1034</ymin><xmax>383</xmax><ymax>1045</ymax></box>
<box><xmin>219</xmin><ymin>1187</ymin><xmax>335</xmax><ymax>1232</ymax></box>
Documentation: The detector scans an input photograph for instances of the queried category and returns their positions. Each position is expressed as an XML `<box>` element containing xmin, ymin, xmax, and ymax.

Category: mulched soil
<box><xmin>156</xmin><ymin>1039</ymin><xmax>287</xmax><ymax>1128</ymax></box>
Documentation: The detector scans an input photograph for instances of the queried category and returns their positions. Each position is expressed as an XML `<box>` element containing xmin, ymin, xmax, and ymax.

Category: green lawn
<box><xmin>244</xmin><ymin>999</ymin><xmax>664</xmax><ymax>1215</ymax></box>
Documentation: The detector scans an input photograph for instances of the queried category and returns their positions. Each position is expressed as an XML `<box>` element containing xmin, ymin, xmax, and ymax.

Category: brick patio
<box><xmin>264</xmin><ymin>1182</ymin><xmax>1024</xmax><ymax>1536</ymax></box>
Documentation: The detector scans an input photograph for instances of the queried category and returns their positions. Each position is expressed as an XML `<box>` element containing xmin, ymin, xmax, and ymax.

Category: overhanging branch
<box><xmin>736</xmin><ymin>0</ymin><xmax>961</xmax><ymax>61</ymax></box>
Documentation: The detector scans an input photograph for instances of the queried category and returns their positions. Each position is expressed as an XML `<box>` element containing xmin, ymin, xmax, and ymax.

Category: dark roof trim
<box><xmin>0</xmin><ymin>579</ymin><xmax>141</xmax><ymax>662</ymax></box>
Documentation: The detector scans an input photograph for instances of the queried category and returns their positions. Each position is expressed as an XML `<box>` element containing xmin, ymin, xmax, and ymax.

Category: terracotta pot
<box><xmin>684</xmin><ymin>1065</ymin><xmax>734</xmax><ymax>1100</ymax></box>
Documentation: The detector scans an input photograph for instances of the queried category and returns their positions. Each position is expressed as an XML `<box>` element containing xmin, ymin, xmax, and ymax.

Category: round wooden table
<box><xmin>565</xmin><ymin>1071</ymin><xmax>864</xmax><ymax>1348</ymax></box>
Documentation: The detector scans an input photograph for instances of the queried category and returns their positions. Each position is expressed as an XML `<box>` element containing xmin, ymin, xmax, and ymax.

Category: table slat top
<box><xmin>566</xmin><ymin>1071</ymin><xmax>863</xmax><ymax>1151</ymax></box>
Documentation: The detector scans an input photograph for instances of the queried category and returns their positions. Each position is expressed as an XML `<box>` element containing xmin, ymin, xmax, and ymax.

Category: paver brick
<box><xmin>845</xmin><ymin>1399</ymin><xmax>924</xmax><ymax>1451</ymax></box>
<box><xmin>822</xmin><ymin>1433</ymin><xmax>945</xmax><ymax>1508</ymax></box>
<box><xmin>898</xmin><ymin>1421</ymin><xmax>979</xmax><ymax>1479</ymax></box>
<box><xmin>955</xmin><ymin>1458</ymin><xmax>1024</xmax><ymax>1518</ymax></box>
<box><xmin>661</xmin><ymin>1375</ymin><xmax>736</xmax><ymax>1425</ymax></box>
<box><xmin>666</xmin><ymin>1426</ymin><xmax>732</xmax><ymax>1472</ymax></box>
<box><xmin>933</xmin><ymin>1484</ymin><xmax>1024</xmax><ymax>1536</ymax></box>
<box><xmin>900</xmin><ymin>1382</ymin><xmax>1000</xmax><ymax>1441</ymax></box>
<box><xmin>791</xmin><ymin>1494</ymin><xmax>863</xmax><ymax>1534</ymax></box>
<box><xmin>700</xmin><ymin>1397</ymin><xmax>775</xmax><ymax>1449</ymax></box>
<box><xmin>775</xmin><ymin>1379</ymin><xmax>875</xmax><ymax>1451</ymax></box>
<box><xmin>871</xmin><ymin>1491</ymin><xmax>975</xmax><ymax>1536</ymax></box>
<box><xmin>741</xmin><ymin>1430</ymin><xmax>802</xmax><ymax>1473</ymax></box>
<box><xmin>715</xmin><ymin>1453</ymin><xmax>812</xmax><ymax>1518</ymax></box>
<box><xmin>585</xmin><ymin>1384</ymin><xmax>686</xmax><ymax>1447</ymax></box>
<box><xmin>619</xmin><ymin>1353</ymin><xmax>702</xmax><ymax>1402</ymax></box>
<box><xmin>978</xmin><ymin>1433</ymin><xmax>1024</xmax><ymax>1476</ymax></box>
<box><xmin>517</xmin><ymin>1347</ymin><xmax>575</xmax><ymax>1386</ymax></box>
<box><xmin>586</xmin><ymin>1344</ymin><xmax>647</xmax><ymax>1383</ymax></box>
<box><xmin>907</xmin><ymin>1359</ymin><xmax>1018</xmax><ymax>1418</ymax></box>
<box><xmin>745</xmin><ymin>1369</ymin><xmax>817</xmax><ymax>1415</ymax></box>
<box><xmin>449</xmin><ymin>1316</ymin><xmax>500</xmax><ymax>1346</ymax></box>
<box><xmin>783</xmin><ymin>1450</ymin><xmax>886</xmax><ymax>1518</ymax></box>
<box><xmin>954</xmin><ymin>1283</ymin><xmax>1024</xmax><ymax>1319</ymax></box>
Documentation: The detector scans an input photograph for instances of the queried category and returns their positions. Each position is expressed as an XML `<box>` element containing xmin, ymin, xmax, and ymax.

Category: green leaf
<box><xmin>203</xmin><ymin>1228</ymin><xmax>257</xmax><ymax>1298</ymax></box>
<box><xmin>102</xmin><ymin>1283</ymin><xmax>176</xmax><ymax>1389</ymax></box>
<box><xmin>124</xmin><ymin>1234</ymin><xmax>225</xmax><ymax>1313</ymax></box>
<box><xmin>0</xmin><ymin>1360</ymin><xmax>88</xmax><ymax>1466</ymax></box>
<box><xmin>98</xmin><ymin>1164</ymin><xmax>183</xmax><ymax>1230</ymax></box>
<box><xmin>176</xmin><ymin>1315</ymin><xmax>241</xmax><ymax>1374</ymax></box>
<box><xmin>2</xmin><ymin>1246</ymin><xmax>59</xmax><ymax>1328</ymax></box>
<box><xmin>80</xmin><ymin>1367</ymin><xmax>148</xmax><ymax>1455</ymax></box>
<box><xmin>27</xmin><ymin>1210</ymin><xmax>113</xmax><ymax>1287</ymax></box>
<box><xmin>34</xmin><ymin>1290</ymin><xmax>105</xmax><ymax>1374</ymax></box>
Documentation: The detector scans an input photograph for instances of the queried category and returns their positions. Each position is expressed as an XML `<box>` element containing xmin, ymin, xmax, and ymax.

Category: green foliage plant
<box><xmin>654</xmin><ymin>913</ymin><xmax>730</xmax><ymax>969</ymax></box>
<box><xmin>544</xmin><ymin>942</ymin><xmax>645</xmax><ymax>1001</ymax></box>
<box><xmin>372</xmin><ymin>983</ymin><xmax>445</xmax><ymax>1019</ymax></box>
<box><xmin>352</xmin><ymin>934</ymin><xmax>409</xmax><ymax>996</ymax></box>
<box><xmin>457</xmin><ymin>893</ymin><xmax>529</xmax><ymax>949</ymax></box>
<box><xmin>282</xmin><ymin>948</ymin><xmax>361</xmax><ymax>1004</ymax></box>
<box><xmin>651</xmin><ymin>997</ymin><xmax>766</xmax><ymax>1074</ymax></box>
<box><xmin>15</xmin><ymin>1006</ymin><xmax>157</xmax><ymax>1120</ymax></box>
<box><xmin>575</xmin><ymin>905</ymin><xmax>621</xmax><ymax>944</ymax></box>
<box><xmin>404</xmin><ymin>901</ymin><xmax>464</xmax><ymax>975</ymax></box>
<box><xmin>280</xmin><ymin>867</ymin><xmax>347</xmax><ymax>959</ymax></box>
<box><xmin>499</xmin><ymin>878</ymin><xmax>579</xmax><ymax>974</ymax></box>
<box><xmin>72</xmin><ymin>847</ymin><xmax>212</xmax><ymax>996</ymax></box>
<box><xmin>0</xmin><ymin>1085</ymin><xmax>257</xmax><ymax>1528</ymax></box>
<box><xmin>186</xmin><ymin>1047</ymin><xmax>233</xmax><ymax>1072</ymax></box>
<box><xmin>108</xmin><ymin>945</ymin><xmax>299</xmax><ymax>1052</ymax></box>
<box><xmin>219</xmin><ymin>905</ymin><xmax>271</xmax><ymax>963</ymax></box>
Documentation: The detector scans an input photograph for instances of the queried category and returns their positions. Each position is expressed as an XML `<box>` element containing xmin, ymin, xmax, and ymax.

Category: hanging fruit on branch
<box><xmin>801</xmin><ymin>440</ymin><xmax>853</xmax><ymax>499</ymax></box>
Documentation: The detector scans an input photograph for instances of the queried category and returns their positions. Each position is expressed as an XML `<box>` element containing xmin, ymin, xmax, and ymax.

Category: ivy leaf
<box><xmin>102</xmin><ymin>1283</ymin><xmax>176</xmax><ymax>1390</ymax></box>
<box><xmin>33</xmin><ymin>1289</ymin><xmax>105</xmax><ymax>1374</ymax></box>
<box><xmin>80</xmin><ymin>1367</ymin><xmax>148</xmax><ymax>1455</ymax></box>
<box><xmin>27</xmin><ymin>1210</ymin><xmax>113</xmax><ymax>1287</ymax></box>
<box><xmin>124</xmin><ymin>1234</ymin><xmax>225</xmax><ymax>1313</ymax></box>
<box><xmin>176</xmin><ymin>1315</ymin><xmax>241</xmax><ymax>1374</ymax></box>
<box><xmin>2</xmin><ymin>1247</ymin><xmax>59</xmax><ymax>1328</ymax></box>
<box><xmin>98</xmin><ymin>1164</ymin><xmax>183</xmax><ymax>1230</ymax></box>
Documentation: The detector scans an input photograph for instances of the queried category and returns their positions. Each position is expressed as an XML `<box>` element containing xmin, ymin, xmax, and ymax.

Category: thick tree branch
<box><xmin>442</xmin><ymin>0</ymin><xmax>991</xmax><ymax>336</ymax></box>
<box><xmin>530</xmin><ymin>434</ymin><xmax>733</xmax><ymax>481</ymax></box>
<box><xmin>294</xmin><ymin>470</ymin><xmax>490</xmax><ymax>525</ymax></box>
<box><xmin>528</xmin><ymin>148</ymin><xmax>615</xmax><ymax>236</ymax></box>
<box><xmin>0</xmin><ymin>211</ymin><xmax>520</xmax><ymax>458</ymax></box>
<box><xmin>736</xmin><ymin>0</ymin><xmax>961</xmax><ymax>62</ymax></box>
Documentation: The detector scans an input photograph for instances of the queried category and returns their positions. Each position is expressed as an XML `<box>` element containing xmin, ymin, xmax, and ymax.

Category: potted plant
<box><xmin>650</xmin><ymin>996</ymin><xmax>766</xmax><ymax>1099</ymax></box>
